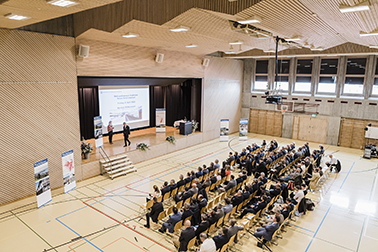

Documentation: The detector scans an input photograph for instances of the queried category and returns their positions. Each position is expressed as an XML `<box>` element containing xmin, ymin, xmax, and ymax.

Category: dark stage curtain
<box><xmin>166</xmin><ymin>82</ymin><xmax>191</xmax><ymax>126</ymax></box>
<box><xmin>149</xmin><ymin>86</ymin><xmax>165</xmax><ymax>127</ymax></box>
<box><xmin>78</xmin><ymin>87</ymin><xmax>99</xmax><ymax>140</ymax></box>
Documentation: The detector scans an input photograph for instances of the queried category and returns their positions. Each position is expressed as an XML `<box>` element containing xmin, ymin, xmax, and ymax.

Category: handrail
<box><xmin>99</xmin><ymin>146</ymin><xmax>112</xmax><ymax>175</ymax></box>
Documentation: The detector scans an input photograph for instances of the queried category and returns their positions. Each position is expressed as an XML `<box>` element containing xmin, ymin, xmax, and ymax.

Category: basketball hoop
<box><xmin>281</xmin><ymin>105</ymin><xmax>288</xmax><ymax>114</ymax></box>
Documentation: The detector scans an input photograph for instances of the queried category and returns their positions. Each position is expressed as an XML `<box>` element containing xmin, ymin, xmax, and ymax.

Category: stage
<box><xmin>80</xmin><ymin>126</ymin><xmax>207</xmax><ymax>179</ymax></box>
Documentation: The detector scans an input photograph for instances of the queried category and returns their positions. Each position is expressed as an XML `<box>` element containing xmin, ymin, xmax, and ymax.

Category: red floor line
<box><xmin>83</xmin><ymin>201</ymin><xmax>175</xmax><ymax>252</ymax></box>
<box><xmin>102</xmin><ymin>237</ymin><xmax>147</xmax><ymax>251</ymax></box>
<box><xmin>191</xmin><ymin>152</ymin><xmax>214</xmax><ymax>161</ymax></box>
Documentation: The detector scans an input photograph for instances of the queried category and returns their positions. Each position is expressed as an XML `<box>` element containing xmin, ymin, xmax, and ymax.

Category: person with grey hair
<box><xmin>173</xmin><ymin>220</ymin><xmax>195</xmax><ymax>251</ymax></box>
<box><xmin>197</xmin><ymin>233</ymin><xmax>216</xmax><ymax>252</ymax></box>
<box><xmin>227</xmin><ymin>219</ymin><xmax>243</xmax><ymax>243</ymax></box>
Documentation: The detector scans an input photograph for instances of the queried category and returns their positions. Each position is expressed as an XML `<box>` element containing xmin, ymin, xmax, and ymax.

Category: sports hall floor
<box><xmin>0</xmin><ymin>133</ymin><xmax>377</xmax><ymax>252</ymax></box>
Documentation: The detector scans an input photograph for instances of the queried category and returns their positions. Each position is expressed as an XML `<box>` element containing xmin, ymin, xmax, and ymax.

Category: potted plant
<box><xmin>81</xmin><ymin>141</ymin><xmax>93</xmax><ymax>159</ymax></box>
<box><xmin>192</xmin><ymin>120</ymin><xmax>199</xmax><ymax>133</ymax></box>
<box><xmin>136</xmin><ymin>143</ymin><xmax>149</xmax><ymax>151</ymax></box>
<box><xmin>166</xmin><ymin>136</ymin><xmax>176</xmax><ymax>144</ymax></box>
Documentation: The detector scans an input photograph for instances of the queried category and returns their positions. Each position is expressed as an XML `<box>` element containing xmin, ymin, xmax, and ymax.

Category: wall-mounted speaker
<box><xmin>202</xmin><ymin>58</ymin><xmax>210</xmax><ymax>67</ymax></box>
<box><xmin>155</xmin><ymin>53</ymin><xmax>164</xmax><ymax>63</ymax></box>
<box><xmin>78</xmin><ymin>45</ymin><xmax>90</xmax><ymax>58</ymax></box>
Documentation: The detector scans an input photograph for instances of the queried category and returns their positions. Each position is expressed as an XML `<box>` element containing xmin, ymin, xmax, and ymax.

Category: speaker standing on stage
<box><xmin>123</xmin><ymin>122</ymin><xmax>131</xmax><ymax>147</ymax></box>
<box><xmin>107</xmin><ymin>121</ymin><xmax>114</xmax><ymax>144</ymax></box>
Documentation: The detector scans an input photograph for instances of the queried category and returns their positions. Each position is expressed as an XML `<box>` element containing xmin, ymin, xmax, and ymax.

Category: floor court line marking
<box><xmin>305</xmin><ymin>161</ymin><xmax>355</xmax><ymax>252</ymax></box>
<box><xmin>102</xmin><ymin>237</ymin><xmax>147</xmax><ymax>251</ymax></box>
<box><xmin>292</xmin><ymin>224</ymin><xmax>315</xmax><ymax>233</ymax></box>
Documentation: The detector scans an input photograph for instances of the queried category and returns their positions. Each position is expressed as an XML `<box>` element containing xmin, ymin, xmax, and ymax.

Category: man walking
<box><xmin>123</xmin><ymin>122</ymin><xmax>131</xmax><ymax>147</ymax></box>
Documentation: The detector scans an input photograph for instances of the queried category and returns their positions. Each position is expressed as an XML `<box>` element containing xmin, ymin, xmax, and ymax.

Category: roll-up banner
<box><xmin>220</xmin><ymin>119</ymin><xmax>229</xmax><ymax>142</ymax></box>
<box><xmin>34</xmin><ymin>159</ymin><xmax>52</xmax><ymax>208</ymax></box>
<box><xmin>156</xmin><ymin>108</ymin><xmax>166</xmax><ymax>133</ymax></box>
<box><xmin>62</xmin><ymin>150</ymin><xmax>76</xmax><ymax>193</ymax></box>
<box><xmin>94</xmin><ymin>116</ymin><xmax>103</xmax><ymax>148</ymax></box>
<box><xmin>239</xmin><ymin>118</ymin><xmax>248</xmax><ymax>141</ymax></box>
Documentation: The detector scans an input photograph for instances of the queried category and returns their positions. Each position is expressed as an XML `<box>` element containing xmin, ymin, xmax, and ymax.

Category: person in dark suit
<box><xmin>213</xmin><ymin>227</ymin><xmax>229</xmax><ymax>250</ymax></box>
<box><xmin>122</xmin><ymin>122</ymin><xmax>131</xmax><ymax>147</ymax></box>
<box><xmin>198</xmin><ymin>195</ymin><xmax>208</xmax><ymax>210</ymax></box>
<box><xmin>231</xmin><ymin>190</ymin><xmax>244</xmax><ymax>207</ymax></box>
<box><xmin>253</xmin><ymin>215</ymin><xmax>280</xmax><ymax>246</ymax></box>
<box><xmin>144</xmin><ymin>197</ymin><xmax>163</xmax><ymax>228</ymax></box>
<box><xmin>238</xmin><ymin>196</ymin><xmax>267</xmax><ymax>218</ymax></box>
<box><xmin>158</xmin><ymin>207</ymin><xmax>182</xmax><ymax>233</ymax></box>
<box><xmin>169</xmin><ymin>179</ymin><xmax>177</xmax><ymax>192</ymax></box>
<box><xmin>223</xmin><ymin>152</ymin><xmax>235</xmax><ymax>168</ymax></box>
<box><xmin>181</xmin><ymin>203</ymin><xmax>194</xmax><ymax>222</ymax></box>
<box><xmin>107</xmin><ymin>121</ymin><xmax>114</xmax><ymax>144</ymax></box>
<box><xmin>177</xmin><ymin>174</ymin><xmax>186</xmax><ymax>189</ymax></box>
<box><xmin>175</xmin><ymin>187</ymin><xmax>192</xmax><ymax>203</ymax></box>
<box><xmin>195</xmin><ymin>214</ymin><xmax>210</xmax><ymax>239</ymax></box>
<box><xmin>173</xmin><ymin>220</ymin><xmax>196</xmax><ymax>251</ymax></box>
<box><xmin>160</xmin><ymin>181</ymin><xmax>171</xmax><ymax>198</ymax></box>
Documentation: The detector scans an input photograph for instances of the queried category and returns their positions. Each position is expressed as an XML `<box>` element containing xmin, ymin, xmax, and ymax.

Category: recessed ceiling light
<box><xmin>224</xmin><ymin>51</ymin><xmax>237</xmax><ymax>54</ymax></box>
<box><xmin>360</xmin><ymin>30</ymin><xmax>378</xmax><ymax>37</ymax></box>
<box><xmin>238</xmin><ymin>16</ymin><xmax>262</xmax><ymax>24</ymax></box>
<box><xmin>339</xmin><ymin>1</ymin><xmax>370</xmax><ymax>13</ymax></box>
<box><xmin>285</xmin><ymin>36</ymin><xmax>301</xmax><ymax>41</ymax></box>
<box><xmin>185</xmin><ymin>44</ymin><xmax>198</xmax><ymax>48</ymax></box>
<box><xmin>327</xmin><ymin>54</ymin><xmax>338</xmax><ymax>57</ymax></box>
<box><xmin>311</xmin><ymin>47</ymin><xmax>324</xmax><ymax>51</ymax></box>
<box><xmin>369</xmin><ymin>45</ymin><xmax>378</xmax><ymax>49</ymax></box>
<box><xmin>47</xmin><ymin>0</ymin><xmax>79</xmax><ymax>7</ymax></box>
<box><xmin>229</xmin><ymin>41</ymin><xmax>243</xmax><ymax>45</ymax></box>
<box><xmin>311</xmin><ymin>12</ymin><xmax>318</xmax><ymax>17</ymax></box>
<box><xmin>170</xmin><ymin>26</ymin><xmax>190</xmax><ymax>32</ymax></box>
<box><xmin>4</xmin><ymin>13</ymin><xmax>30</xmax><ymax>20</ymax></box>
<box><xmin>264</xmin><ymin>49</ymin><xmax>275</xmax><ymax>53</ymax></box>
<box><xmin>122</xmin><ymin>32</ymin><xmax>139</xmax><ymax>38</ymax></box>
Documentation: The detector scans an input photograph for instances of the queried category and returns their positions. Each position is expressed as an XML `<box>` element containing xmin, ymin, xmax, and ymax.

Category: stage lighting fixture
<box><xmin>4</xmin><ymin>13</ymin><xmax>30</xmax><ymax>20</ymax></box>
<box><xmin>47</xmin><ymin>0</ymin><xmax>79</xmax><ymax>7</ymax></box>
<box><xmin>238</xmin><ymin>16</ymin><xmax>262</xmax><ymax>24</ymax></box>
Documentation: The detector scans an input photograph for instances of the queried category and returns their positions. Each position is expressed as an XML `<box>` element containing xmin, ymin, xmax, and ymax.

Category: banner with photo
<box><xmin>94</xmin><ymin>116</ymin><xmax>103</xmax><ymax>148</ymax></box>
<box><xmin>156</xmin><ymin>108</ymin><xmax>166</xmax><ymax>133</ymax></box>
<box><xmin>34</xmin><ymin>159</ymin><xmax>52</xmax><ymax>208</ymax></box>
<box><xmin>239</xmin><ymin>118</ymin><xmax>249</xmax><ymax>141</ymax></box>
<box><xmin>220</xmin><ymin>119</ymin><xmax>229</xmax><ymax>142</ymax></box>
<box><xmin>62</xmin><ymin>150</ymin><xmax>76</xmax><ymax>193</ymax></box>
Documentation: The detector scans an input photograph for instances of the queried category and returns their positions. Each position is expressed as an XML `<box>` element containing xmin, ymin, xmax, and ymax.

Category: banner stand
<box><xmin>62</xmin><ymin>150</ymin><xmax>76</xmax><ymax>194</ymax></box>
<box><xmin>156</xmin><ymin>108</ymin><xmax>166</xmax><ymax>133</ymax></box>
<box><xmin>94</xmin><ymin>116</ymin><xmax>103</xmax><ymax>148</ymax></box>
<box><xmin>34</xmin><ymin>158</ymin><xmax>52</xmax><ymax>208</ymax></box>
<box><xmin>220</xmin><ymin>119</ymin><xmax>229</xmax><ymax>142</ymax></box>
<box><xmin>239</xmin><ymin>118</ymin><xmax>248</xmax><ymax>141</ymax></box>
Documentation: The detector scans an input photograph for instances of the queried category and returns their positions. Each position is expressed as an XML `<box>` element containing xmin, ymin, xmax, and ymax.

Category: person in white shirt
<box><xmin>147</xmin><ymin>185</ymin><xmax>161</xmax><ymax>201</ymax></box>
<box><xmin>293</xmin><ymin>185</ymin><xmax>304</xmax><ymax>204</ymax></box>
<box><xmin>198</xmin><ymin>233</ymin><xmax>216</xmax><ymax>252</ymax></box>
<box><xmin>326</xmin><ymin>154</ymin><xmax>340</xmax><ymax>173</ymax></box>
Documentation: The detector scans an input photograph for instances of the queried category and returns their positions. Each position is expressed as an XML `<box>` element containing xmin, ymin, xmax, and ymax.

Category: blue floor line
<box><xmin>305</xmin><ymin>161</ymin><xmax>355</xmax><ymax>252</ymax></box>
<box><xmin>55</xmin><ymin>217</ymin><xmax>104</xmax><ymax>251</ymax></box>
<box><xmin>292</xmin><ymin>224</ymin><xmax>315</xmax><ymax>233</ymax></box>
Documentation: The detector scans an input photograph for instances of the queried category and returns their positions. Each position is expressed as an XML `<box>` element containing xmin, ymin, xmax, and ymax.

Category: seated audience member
<box><xmin>231</xmin><ymin>190</ymin><xmax>244</xmax><ymax>207</ymax></box>
<box><xmin>326</xmin><ymin>154</ymin><xmax>341</xmax><ymax>173</ymax></box>
<box><xmin>208</xmin><ymin>162</ymin><xmax>215</xmax><ymax>173</ymax></box>
<box><xmin>292</xmin><ymin>185</ymin><xmax>304</xmax><ymax>205</ymax></box>
<box><xmin>195</xmin><ymin>215</ymin><xmax>210</xmax><ymax>239</ymax></box>
<box><xmin>170</xmin><ymin>179</ymin><xmax>177</xmax><ymax>192</ymax></box>
<box><xmin>190</xmin><ymin>197</ymin><xmax>201</xmax><ymax>225</ymax></box>
<box><xmin>181</xmin><ymin>202</ymin><xmax>194</xmax><ymax>222</ymax></box>
<box><xmin>283</xmin><ymin>168</ymin><xmax>302</xmax><ymax>182</ymax></box>
<box><xmin>189</xmin><ymin>183</ymin><xmax>199</xmax><ymax>195</ymax></box>
<box><xmin>144</xmin><ymin>197</ymin><xmax>163</xmax><ymax>228</ymax></box>
<box><xmin>173</xmin><ymin>220</ymin><xmax>195</xmax><ymax>251</ymax></box>
<box><xmin>236</xmin><ymin>173</ymin><xmax>244</xmax><ymax>185</ymax></box>
<box><xmin>269</xmin><ymin>183</ymin><xmax>282</xmax><ymax>197</ymax></box>
<box><xmin>220</xmin><ymin>175</ymin><xmax>236</xmax><ymax>192</ymax></box>
<box><xmin>222</xmin><ymin>198</ymin><xmax>233</xmax><ymax>215</ymax></box>
<box><xmin>197</xmin><ymin>233</ymin><xmax>216</xmax><ymax>252</ymax></box>
<box><xmin>198</xmin><ymin>195</ymin><xmax>208</xmax><ymax>210</ymax></box>
<box><xmin>161</xmin><ymin>181</ymin><xmax>171</xmax><ymax>197</ymax></box>
<box><xmin>175</xmin><ymin>187</ymin><xmax>192</xmax><ymax>203</ymax></box>
<box><xmin>158</xmin><ymin>207</ymin><xmax>182</xmax><ymax>233</ymax></box>
<box><xmin>203</xmin><ymin>165</ymin><xmax>209</xmax><ymax>175</ymax></box>
<box><xmin>208</xmin><ymin>204</ymin><xmax>224</xmax><ymax>225</ymax></box>
<box><xmin>223</xmin><ymin>152</ymin><xmax>235</xmax><ymax>168</ymax></box>
<box><xmin>213</xmin><ymin>227</ymin><xmax>229</xmax><ymax>250</ymax></box>
<box><xmin>177</xmin><ymin>174</ymin><xmax>186</xmax><ymax>189</ymax></box>
<box><xmin>202</xmin><ymin>177</ymin><xmax>211</xmax><ymax>189</ymax></box>
<box><xmin>242</xmin><ymin>187</ymin><xmax>251</xmax><ymax>201</ymax></box>
<box><xmin>196</xmin><ymin>167</ymin><xmax>203</xmax><ymax>179</ymax></box>
<box><xmin>239</xmin><ymin>196</ymin><xmax>267</xmax><ymax>219</ymax></box>
<box><xmin>185</xmin><ymin>172</ymin><xmax>192</xmax><ymax>184</ymax></box>
<box><xmin>306</xmin><ymin>168</ymin><xmax>320</xmax><ymax>191</ymax></box>
<box><xmin>259</xmin><ymin>172</ymin><xmax>268</xmax><ymax>184</ymax></box>
<box><xmin>227</xmin><ymin>219</ymin><xmax>243</xmax><ymax>243</ymax></box>
<box><xmin>253</xmin><ymin>216</ymin><xmax>280</xmax><ymax>247</ymax></box>
<box><xmin>262</xmin><ymin>210</ymin><xmax>284</xmax><ymax>226</ymax></box>
<box><xmin>214</xmin><ymin>159</ymin><xmax>220</xmax><ymax>169</ymax></box>
<box><xmin>147</xmin><ymin>185</ymin><xmax>161</xmax><ymax>201</ymax></box>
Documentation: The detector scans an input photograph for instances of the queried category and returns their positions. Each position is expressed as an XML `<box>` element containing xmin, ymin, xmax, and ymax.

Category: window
<box><xmin>295</xmin><ymin>59</ymin><xmax>313</xmax><ymax>93</ymax></box>
<box><xmin>372</xmin><ymin>58</ymin><xmax>378</xmax><ymax>96</ymax></box>
<box><xmin>343</xmin><ymin>58</ymin><xmax>366</xmax><ymax>95</ymax></box>
<box><xmin>273</xmin><ymin>60</ymin><xmax>290</xmax><ymax>92</ymax></box>
<box><xmin>254</xmin><ymin>60</ymin><xmax>269</xmax><ymax>91</ymax></box>
<box><xmin>317</xmin><ymin>58</ymin><xmax>338</xmax><ymax>94</ymax></box>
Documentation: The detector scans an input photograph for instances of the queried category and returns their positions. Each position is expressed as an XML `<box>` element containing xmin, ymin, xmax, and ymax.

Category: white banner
<box><xmin>220</xmin><ymin>119</ymin><xmax>229</xmax><ymax>142</ymax></box>
<box><xmin>34</xmin><ymin>159</ymin><xmax>52</xmax><ymax>208</ymax></box>
<box><xmin>94</xmin><ymin>116</ymin><xmax>103</xmax><ymax>148</ymax></box>
<box><xmin>239</xmin><ymin>118</ymin><xmax>248</xmax><ymax>141</ymax></box>
<box><xmin>156</xmin><ymin>108</ymin><xmax>166</xmax><ymax>133</ymax></box>
<box><xmin>62</xmin><ymin>150</ymin><xmax>76</xmax><ymax>193</ymax></box>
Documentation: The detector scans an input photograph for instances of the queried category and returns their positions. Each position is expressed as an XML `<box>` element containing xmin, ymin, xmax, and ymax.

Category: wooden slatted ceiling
<box><xmin>0</xmin><ymin>29</ymin><xmax>81</xmax><ymax>205</ymax></box>
<box><xmin>0</xmin><ymin>0</ymin><xmax>122</xmax><ymax>29</ymax></box>
<box><xmin>339</xmin><ymin>118</ymin><xmax>378</xmax><ymax>149</ymax></box>
<box><xmin>249</xmin><ymin>109</ymin><xmax>282</xmax><ymax>137</ymax></box>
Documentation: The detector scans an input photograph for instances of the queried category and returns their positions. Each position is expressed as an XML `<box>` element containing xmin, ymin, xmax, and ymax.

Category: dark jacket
<box><xmin>195</xmin><ymin>220</ymin><xmax>210</xmax><ymax>238</ymax></box>
<box><xmin>179</xmin><ymin>226</ymin><xmax>196</xmax><ymax>251</ymax></box>
<box><xmin>150</xmin><ymin>202</ymin><xmax>164</xmax><ymax>222</ymax></box>
<box><xmin>213</xmin><ymin>234</ymin><xmax>229</xmax><ymax>250</ymax></box>
<box><xmin>123</xmin><ymin>125</ymin><xmax>130</xmax><ymax>136</ymax></box>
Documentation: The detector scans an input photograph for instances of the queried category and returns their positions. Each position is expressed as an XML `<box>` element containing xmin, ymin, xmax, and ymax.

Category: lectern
<box><xmin>179</xmin><ymin>122</ymin><xmax>192</xmax><ymax>135</ymax></box>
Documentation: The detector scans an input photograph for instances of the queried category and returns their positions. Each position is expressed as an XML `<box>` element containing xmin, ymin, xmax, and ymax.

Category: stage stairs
<box><xmin>99</xmin><ymin>147</ymin><xmax>136</xmax><ymax>180</ymax></box>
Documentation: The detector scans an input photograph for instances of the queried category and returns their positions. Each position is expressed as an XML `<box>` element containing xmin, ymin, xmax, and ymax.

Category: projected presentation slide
<box><xmin>99</xmin><ymin>86</ymin><xmax>150</xmax><ymax>133</ymax></box>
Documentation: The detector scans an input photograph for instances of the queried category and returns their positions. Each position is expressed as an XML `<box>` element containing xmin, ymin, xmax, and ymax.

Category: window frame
<box><xmin>316</xmin><ymin>57</ymin><xmax>339</xmax><ymax>96</ymax></box>
<box><xmin>342</xmin><ymin>57</ymin><xmax>368</xmax><ymax>97</ymax></box>
<box><xmin>274</xmin><ymin>59</ymin><xmax>290</xmax><ymax>93</ymax></box>
<box><xmin>253</xmin><ymin>59</ymin><xmax>270</xmax><ymax>92</ymax></box>
<box><xmin>293</xmin><ymin>58</ymin><xmax>313</xmax><ymax>95</ymax></box>
<box><xmin>371</xmin><ymin>57</ymin><xmax>378</xmax><ymax>97</ymax></box>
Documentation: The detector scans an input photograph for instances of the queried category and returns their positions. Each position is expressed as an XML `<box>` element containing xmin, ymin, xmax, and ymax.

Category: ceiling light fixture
<box><xmin>264</xmin><ymin>49</ymin><xmax>275</xmax><ymax>53</ymax></box>
<box><xmin>185</xmin><ymin>44</ymin><xmax>198</xmax><ymax>48</ymax></box>
<box><xmin>224</xmin><ymin>51</ymin><xmax>237</xmax><ymax>54</ymax></box>
<box><xmin>122</xmin><ymin>32</ymin><xmax>139</xmax><ymax>38</ymax></box>
<box><xmin>311</xmin><ymin>47</ymin><xmax>324</xmax><ymax>51</ymax></box>
<box><xmin>339</xmin><ymin>1</ymin><xmax>370</xmax><ymax>13</ymax></box>
<box><xmin>229</xmin><ymin>41</ymin><xmax>243</xmax><ymax>45</ymax></box>
<box><xmin>360</xmin><ymin>30</ymin><xmax>378</xmax><ymax>37</ymax></box>
<box><xmin>285</xmin><ymin>36</ymin><xmax>301</xmax><ymax>41</ymax></box>
<box><xmin>4</xmin><ymin>13</ymin><xmax>30</xmax><ymax>20</ymax></box>
<box><xmin>170</xmin><ymin>26</ymin><xmax>190</xmax><ymax>32</ymax></box>
<box><xmin>369</xmin><ymin>45</ymin><xmax>378</xmax><ymax>49</ymax></box>
<box><xmin>238</xmin><ymin>16</ymin><xmax>262</xmax><ymax>24</ymax></box>
<box><xmin>47</xmin><ymin>0</ymin><xmax>79</xmax><ymax>7</ymax></box>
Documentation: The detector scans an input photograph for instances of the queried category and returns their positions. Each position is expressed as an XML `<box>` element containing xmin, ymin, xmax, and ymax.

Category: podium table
<box><xmin>179</xmin><ymin>122</ymin><xmax>192</xmax><ymax>135</ymax></box>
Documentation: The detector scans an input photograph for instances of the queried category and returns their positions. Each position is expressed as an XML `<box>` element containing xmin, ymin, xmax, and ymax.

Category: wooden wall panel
<box><xmin>292</xmin><ymin>115</ymin><xmax>328</xmax><ymax>144</ymax></box>
<box><xmin>0</xmin><ymin>29</ymin><xmax>81</xmax><ymax>205</ymax></box>
<box><xmin>339</xmin><ymin>118</ymin><xmax>378</xmax><ymax>149</ymax></box>
<box><xmin>249</xmin><ymin>109</ymin><xmax>282</xmax><ymax>137</ymax></box>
